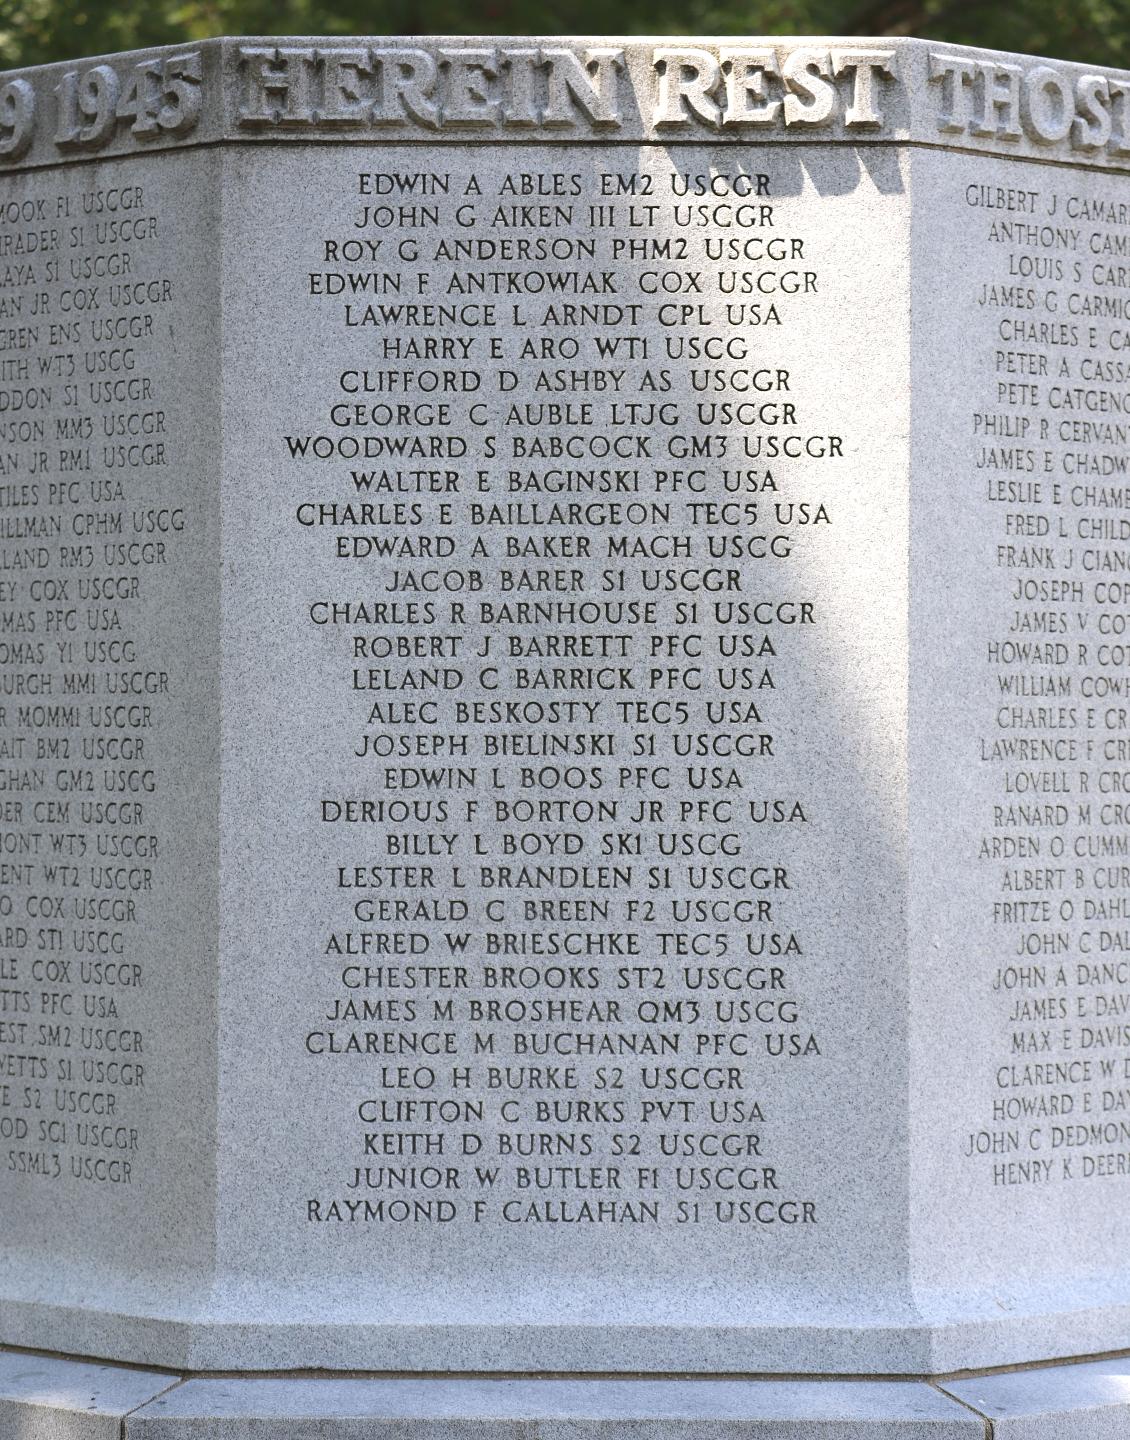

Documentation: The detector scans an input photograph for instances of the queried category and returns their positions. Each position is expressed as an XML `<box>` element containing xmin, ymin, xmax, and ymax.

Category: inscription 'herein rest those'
<box><xmin>4</xmin><ymin>43</ymin><xmax>1130</xmax><ymax>166</ymax></box>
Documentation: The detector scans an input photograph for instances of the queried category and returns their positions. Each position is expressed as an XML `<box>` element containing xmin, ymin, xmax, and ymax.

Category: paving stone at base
<box><xmin>15</xmin><ymin>1352</ymin><xmax>1130</xmax><ymax>1439</ymax></box>
<box><xmin>943</xmin><ymin>1356</ymin><xmax>1130</xmax><ymax>1439</ymax></box>
<box><xmin>0</xmin><ymin>1351</ymin><xmax>178</xmax><ymax>1440</ymax></box>
<box><xmin>123</xmin><ymin>1376</ymin><xmax>980</xmax><ymax>1440</ymax></box>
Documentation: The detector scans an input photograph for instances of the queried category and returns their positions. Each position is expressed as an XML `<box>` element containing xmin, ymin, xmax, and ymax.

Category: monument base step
<box><xmin>4</xmin><ymin>1347</ymin><xmax>1130</xmax><ymax>1440</ymax></box>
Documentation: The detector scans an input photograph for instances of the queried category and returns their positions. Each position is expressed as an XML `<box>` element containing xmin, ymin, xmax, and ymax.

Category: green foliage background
<box><xmin>1</xmin><ymin>0</ymin><xmax>1128</xmax><ymax>75</ymax></box>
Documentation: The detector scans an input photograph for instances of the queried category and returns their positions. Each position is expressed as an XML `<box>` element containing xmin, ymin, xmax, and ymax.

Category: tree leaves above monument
<box><xmin>0</xmin><ymin>0</ymin><xmax>1127</xmax><ymax>70</ymax></box>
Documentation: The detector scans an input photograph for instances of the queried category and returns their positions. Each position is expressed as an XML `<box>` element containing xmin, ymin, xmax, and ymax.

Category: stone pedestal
<box><xmin>1</xmin><ymin>31</ymin><xmax>1130</xmax><ymax>1433</ymax></box>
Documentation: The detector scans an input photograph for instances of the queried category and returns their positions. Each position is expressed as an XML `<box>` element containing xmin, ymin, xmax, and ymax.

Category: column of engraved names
<box><xmin>293</xmin><ymin>151</ymin><xmax>840</xmax><ymax>1230</ymax></box>
<box><xmin>0</xmin><ymin>172</ymin><xmax>184</xmax><ymax>1190</ymax></box>
<box><xmin>965</xmin><ymin>171</ymin><xmax>1130</xmax><ymax>1187</ymax></box>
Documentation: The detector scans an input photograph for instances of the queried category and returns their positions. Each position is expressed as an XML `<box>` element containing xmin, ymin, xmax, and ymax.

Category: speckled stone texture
<box><xmin>943</xmin><ymin>1357</ymin><xmax>1130</xmax><ymax>1438</ymax></box>
<box><xmin>0</xmin><ymin>1361</ymin><xmax>988</xmax><ymax>1438</ymax></box>
<box><xmin>0</xmin><ymin>1351</ymin><xmax>177</xmax><ymax>1440</ymax></box>
<box><xmin>12</xmin><ymin>1355</ymin><xmax>1130</xmax><ymax>1438</ymax></box>
<box><xmin>123</xmin><ymin>1375</ymin><xmax>983</xmax><ymax>1439</ymax></box>
<box><xmin>0</xmin><ymin>33</ymin><xmax>1129</xmax><ymax>1381</ymax></box>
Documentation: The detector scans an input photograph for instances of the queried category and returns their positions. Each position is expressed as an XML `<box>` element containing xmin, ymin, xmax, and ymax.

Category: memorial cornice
<box><xmin>1</xmin><ymin>37</ymin><xmax>1130</xmax><ymax>172</ymax></box>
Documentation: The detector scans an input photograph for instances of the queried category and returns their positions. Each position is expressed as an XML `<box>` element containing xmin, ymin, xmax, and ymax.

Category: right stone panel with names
<box><xmin>911</xmin><ymin>146</ymin><xmax>1130</xmax><ymax>1337</ymax></box>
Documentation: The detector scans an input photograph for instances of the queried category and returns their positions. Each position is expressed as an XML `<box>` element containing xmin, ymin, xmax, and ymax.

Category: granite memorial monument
<box><xmin>1</xmin><ymin>32</ymin><xmax>1130</xmax><ymax>1436</ymax></box>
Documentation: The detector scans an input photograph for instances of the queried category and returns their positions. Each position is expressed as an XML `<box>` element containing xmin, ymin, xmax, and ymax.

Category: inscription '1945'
<box><xmin>0</xmin><ymin>55</ymin><xmax>201</xmax><ymax>161</ymax></box>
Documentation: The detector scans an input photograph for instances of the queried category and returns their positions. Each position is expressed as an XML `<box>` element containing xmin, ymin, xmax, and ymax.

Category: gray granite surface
<box><xmin>0</xmin><ymin>33</ymin><xmax>1127</xmax><ymax>1377</ymax></box>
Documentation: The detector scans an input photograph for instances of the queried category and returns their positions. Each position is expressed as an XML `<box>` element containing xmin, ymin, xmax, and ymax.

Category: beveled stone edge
<box><xmin>0</xmin><ymin>1352</ymin><xmax>985</xmax><ymax>1434</ymax></box>
<box><xmin>10</xmin><ymin>1292</ymin><xmax>1130</xmax><ymax>1376</ymax></box>
<box><xmin>0</xmin><ymin>36</ymin><xmax>1129</xmax><ymax>174</ymax></box>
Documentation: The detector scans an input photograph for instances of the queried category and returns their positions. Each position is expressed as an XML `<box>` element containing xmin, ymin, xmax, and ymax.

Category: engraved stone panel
<box><xmin>0</xmin><ymin>34</ymin><xmax>1128</xmax><ymax>1378</ymax></box>
<box><xmin>0</xmin><ymin>145</ymin><xmax>221</xmax><ymax>1344</ymax></box>
<box><xmin>909</xmin><ymin>147</ymin><xmax>1130</xmax><ymax>1362</ymax></box>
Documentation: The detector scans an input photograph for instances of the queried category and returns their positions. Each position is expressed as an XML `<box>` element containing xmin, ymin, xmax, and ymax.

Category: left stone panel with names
<box><xmin>0</xmin><ymin>150</ymin><xmax>221</xmax><ymax>1335</ymax></box>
